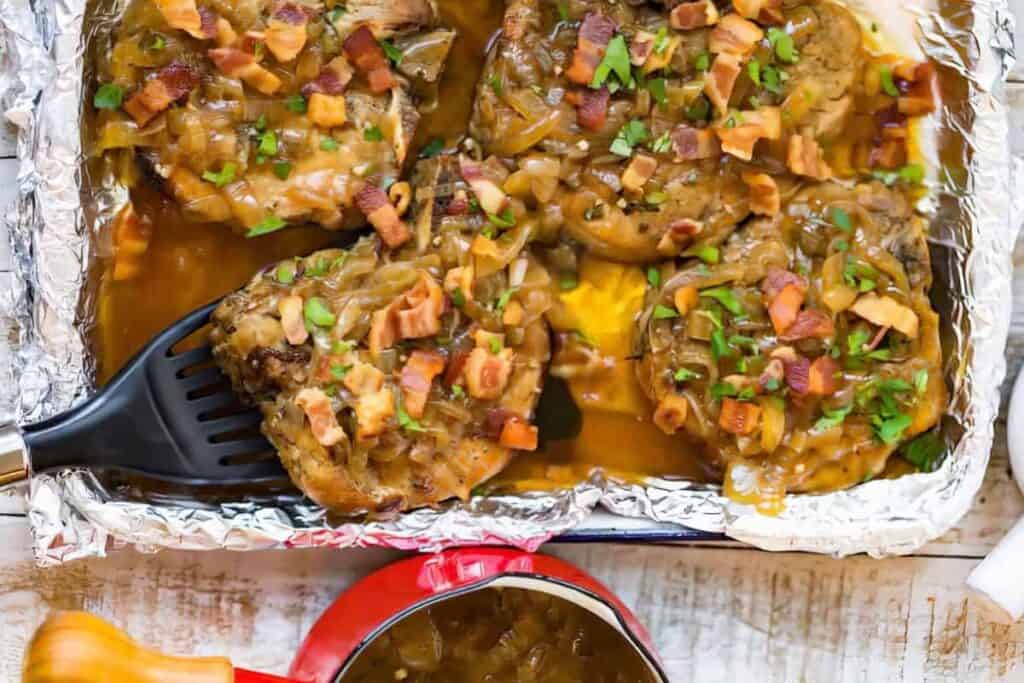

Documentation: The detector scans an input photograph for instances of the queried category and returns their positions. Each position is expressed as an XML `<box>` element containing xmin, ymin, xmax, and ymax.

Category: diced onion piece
<box><xmin>670</xmin><ymin>1</ymin><xmax>720</xmax><ymax>30</ymax></box>
<box><xmin>787</xmin><ymin>134</ymin><xmax>832</xmax><ymax>180</ymax></box>
<box><xmin>821</xmin><ymin>253</ymin><xmax>858</xmax><ymax>313</ymax></box>
<box><xmin>741</xmin><ymin>172</ymin><xmax>780</xmax><ymax>216</ymax></box>
<box><xmin>343</xmin><ymin>362</ymin><xmax>385</xmax><ymax>396</ymax></box>
<box><xmin>719</xmin><ymin>398</ymin><xmax>761</xmax><ymax>436</ymax></box>
<box><xmin>708</xmin><ymin>14</ymin><xmax>763</xmax><ymax>58</ymax></box>
<box><xmin>307</xmin><ymin>93</ymin><xmax>347</xmax><ymax>127</ymax></box>
<box><xmin>155</xmin><ymin>0</ymin><xmax>206</xmax><ymax>39</ymax></box>
<box><xmin>459</xmin><ymin>155</ymin><xmax>508</xmax><ymax>215</ymax></box>
<box><xmin>759</xmin><ymin>397</ymin><xmax>785</xmax><ymax>452</ymax></box>
<box><xmin>849</xmin><ymin>294</ymin><xmax>920</xmax><ymax>338</ymax></box>
<box><xmin>265</xmin><ymin>3</ymin><xmax>309</xmax><ymax>63</ymax></box>
<box><xmin>653</xmin><ymin>394</ymin><xmax>689</xmax><ymax>435</ymax></box>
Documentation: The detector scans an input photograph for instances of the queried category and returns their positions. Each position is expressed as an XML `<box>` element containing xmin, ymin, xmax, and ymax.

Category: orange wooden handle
<box><xmin>23</xmin><ymin>611</ymin><xmax>235</xmax><ymax>683</ymax></box>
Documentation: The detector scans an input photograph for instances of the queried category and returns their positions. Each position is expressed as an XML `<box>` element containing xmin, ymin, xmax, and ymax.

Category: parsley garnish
<box><xmin>653</xmin><ymin>27</ymin><xmax>670</xmax><ymax>55</ymax></box>
<box><xmin>320</xmin><ymin>137</ymin><xmax>339</xmax><ymax>151</ymax></box>
<box><xmin>653</xmin><ymin>304</ymin><xmax>678</xmax><ymax>320</ymax></box>
<box><xmin>710</xmin><ymin>328</ymin><xmax>732</xmax><ymax>360</ymax></box>
<box><xmin>747</xmin><ymin>59</ymin><xmax>761</xmax><ymax>87</ymax></box>
<box><xmin>686</xmin><ymin>245</ymin><xmax>720</xmax><ymax>264</ymax></box>
<box><xmin>647</xmin><ymin>267</ymin><xmax>660</xmax><ymax>287</ymax></box>
<box><xmin>246</xmin><ymin>215</ymin><xmax>287</xmax><ymax>238</ymax></box>
<box><xmin>879</xmin><ymin>66</ymin><xmax>900</xmax><ymax>97</ymax></box>
<box><xmin>380</xmin><ymin>39</ymin><xmax>403</xmax><ymax>65</ymax></box>
<box><xmin>674</xmin><ymin>368</ymin><xmax>700</xmax><ymax>382</ymax></box>
<box><xmin>489</xmin><ymin>74</ymin><xmax>503</xmax><ymax>96</ymax></box>
<box><xmin>487</xmin><ymin>208</ymin><xmax>516</xmax><ymax>229</ymax></box>
<box><xmin>560</xmin><ymin>273</ymin><xmax>578</xmax><ymax>291</ymax></box>
<box><xmin>496</xmin><ymin>288</ymin><xmax>517</xmax><ymax>312</ymax></box>
<box><xmin>767</xmin><ymin>27</ymin><xmax>798</xmax><ymax>63</ymax></box>
<box><xmin>258</xmin><ymin>131</ymin><xmax>278</xmax><ymax>156</ymax></box>
<box><xmin>93</xmin><ymin>83</ymin><xmax>124</xmax><ymax>110</ymax></box>
<box><xmin>451</xmin><ymin>287</ymin><xmax>466</xmax><ymax>308</ymax></box>
<box><xmin>330</xmin><ymin>362</ymin><xmax>351</xmax><ymax>380</ymax></box>
<box><xmin>814</xmin><ymin>404</ymin><xmax>853</xmax><ymax>431</ymax></box>
<box><xmin>831</xmin><ymin>207</ymin><xmax>852</xmax><ymax>232</ymax></box>
<box><xmin>397</xmin><ymin>404</ymin><xmax>425</xmax><ymax>432</ymax></box>
<box><xmin>647</xmin><ymin>77</ymin><xmax>668</xmax><ymax>107</ymax></box>
<box><xmin>303</xmin><ymin>297</ymin><xmax>336</xmax><ymax>329</ymax></box>
<box><xmin>363</xmin><ymin>125</ymin><xmax>384</xmax><ymax>142</ymax></box>
<box><xmin>694</xmin><ymin>51</ymin><xmax>710</xmax><ymax>72</ymax></box>
<box><xmin>488</xmin><ymin>336</ymin><xmax>503</xmax><ymax>354</ymax></box>
<box><xmin>900</xmin><ymin>431</ymin><xmax>944</xmax><ymax>472</ymax></box>
<box><xmin>202</xmin><ymin>162</ymin><xmax>237</xmax><ymax>188</ymax></box>
<box><xmin>591</xmin><ymin>34</ymin><xmax>631</xmax><ymax>89</ymax></box>
<box><xmin>699</xmin><ymin>287</ymin><xmax>744</xmax><ymax>315</ymax></box>
<box><xmin>273</xmin><ymin>161</ymin><xmax>292</xmax><ymax>180</ymax></box>
<box><xmin>610</xmin><ymin>119</ymin><xmax>648</xmax><ymax>157</ymax></box>
<box><xmin>275</xmin><ymin>262</ymin><xmax>296</xmax><ymax>284</ymax></box>
<box><xmin>285</xmin><ymin>94</ymin><xmax>307</xmax><ymax>113</ymax></box>
<box><xmin>420</xmin><ymin>137</ymin><xmax>444</xmax><ymax>158</ymax></box>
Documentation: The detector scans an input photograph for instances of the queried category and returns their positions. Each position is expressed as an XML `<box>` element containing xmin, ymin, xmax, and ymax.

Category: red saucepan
<box><xmin>24</xmin><ymin>548</ymin><xmax>668</xmax><ymax>682</ymax></box>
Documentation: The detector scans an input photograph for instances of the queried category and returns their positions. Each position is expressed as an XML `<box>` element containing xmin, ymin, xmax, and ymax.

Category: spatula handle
<box><xmin>23</xmin><ymin>611</ymin><xmax>294</xmax><ymax>683</ymax></box>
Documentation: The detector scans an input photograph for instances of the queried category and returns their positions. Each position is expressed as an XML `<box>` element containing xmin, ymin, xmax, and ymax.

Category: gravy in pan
<box><xmin>338</xmin><ymin>587</ymin><xmax>659</xmax><ymax>683</ymax></box>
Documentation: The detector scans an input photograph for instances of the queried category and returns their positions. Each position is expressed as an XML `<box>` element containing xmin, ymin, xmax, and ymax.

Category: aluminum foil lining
<box><xmin>1</xmin><ymin>0</ymin><xmax>1018</xmax><ymax>564</ymax></box>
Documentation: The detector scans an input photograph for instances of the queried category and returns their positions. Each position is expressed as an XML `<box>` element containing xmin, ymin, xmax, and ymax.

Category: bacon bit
<box><xmin>671</xmin><ymin>125</ymin><xmax>720</xmax><ymax>161</ymax></box>
<box><xmin>446</xmin><ymin>193</ymin><xmax>470</xmax><ymax>216</ymax></box>
<box><xmin>653</xmin><ymin>394</ymin><xmax>689</xmax><ymax>435</ymax></box>
<box><xmin>767</xmin><ymin>283</ymin><xmax>804</xmax><ymax>335</ymax></box>
<box><xmin>400</xmin><ymin>350</ymin><xmax>446</xmax><ymax>418</ymax></box>
<box><xmin>443</xmin><ymin>265</ymin><xmax>474</xmax><ymax>301</ymax></box>
<box><xmin>807</xmin><ymin>356</ymin><xmax>840</xmax><ymax>396</ymax></box>
<box><xmin>265</xmin><ymin>3</ymin><xmax>310</xmax><ymax>62</ymax></box>
<box><xmin>397</xmin><ymin>274</ymin><xmax>445</xmax><ymax>339</ymax></box>
<box><xmin>783</xmin><ymin>355</ymin><xmax>810</xmax><ymax>394</ymax></box>
<box><xmin>656</xmin><ymin>218</ymin><xmax>703</xmax><ymax>256</ymax></box>
<box><xmin>295</xmin><ymin>388</ymin><xmax>347</xmax><ymax>446</ymax></box>
<box><xmin>343</xmin><ymin>362</ymin><xmax>385</xmax><ymax>396</ymax></box>
<box><xmin>122</xmin><ymin>62</ymin><xmax>199</xmax><ymax>126</ymax></box>
<box><xmin>620</xmin><ymin>154</ymin><xmax>658</xmax><ymax>193</ymax></box>
<box><xmin>343</xmin><ymin>25</ymin><xmax>394</xmax><ymax>94</ymax></box>
<box><xmin>301</xmin><ymin>56</ymin><xmax>354</xmax><ymax>97</ymax></box>
<box><xmin>705</xmin><ymin>53</ymin><xmax>741</xmax><ymax>114</ymax></box>
<box><xmin>307</xmin><ymin>93</ymin><xmax>347</xmax><ymax>128</ymax></box>
<box><xmin>708</xmin><ymin>14</ymin><xmax>764</xmax><ymax>58</ymax></box>
<box><xmin>444</xmin><ymin>350</ymin><xmax>470</xmax><ymax>387</ymax></box>
<box><xmin>277</xmin><ymin>295</ymin><xmax>309</xmax><ymax>345</ymax></box>
<box><xmin>459</xmin><ymin>156</ymin><xmax>508</xmax><ymax>215</ymax></box>
<box><xmin>576</xmin><ymin>87</ymin><xmax>610</xmax><ymax>132</ymax></box>
<box><xmin>787</xmin><ymin>135</ymin><xmax>832</xmax><ymax>180</ymax></box>
<box><xmin>464</xmin><ymin>347</ymin><xmax>514</xmax><ymax>400</ymax></box>
<box><xmin>849</xmin><ymin>294</ymin><xmax>920</xmax><ymax>339</ymax></box>
<box><xmin>742</xmin><ymin>172</ymin><xmax>780</xmax><ymax>216</ymax></box>
<box><xmin>111</xmin><ymin>202</ymin><xmax>152</xmax><ymax>282</ymax></box>
<box><xmin>354</xmin><ymin>387</ymin><xmax>394</xmax><ymax>440</ymax></box>
<box><xmin>733</xmin><ymin>0</ymin><xmax>784</xmax><ymax>23</ymax></box>
<box><xmin>208</xmin><ymin>47</ymin><xmax>283</xmax><ymax>94</ymax></box>
<box><xmin>897</xmin><ymin>62</ymin><xmax>938</xmax><ymax>116</ymax></box>
<box><xmin>154</xmin><ymin>0</ymin><xmax>206</xmax><ymax>39</ymax></box>
<box><xmin>215</xmin><ymin>17</ymin><xmax>237</xmax><ymax>46</ymax></box>
<box><xmin>355</xmin><ymin>184</ymin><xmax>410</xmax><ymax>248</ymax></box>
<box><xmin>761</xmin><ymin>268</ymin><xmax>808</xmax><ymax>300</ymax></box>
<box><xmin>719</xmin><ymin>398</ymin><xmax>761</xmax><ymax>436</ymax></box>
<box><xmin>758</xmin><ymin>358</ymin><xmax>785</xmax><ymax>391</ymax></box>
<box><xmin>198</xmin><ymin>7</ymin><xmax>219</xmax><ymax>38</ymax></box>
<box><xmin>499</xmin><ymin>417</ymin><xmax>539</xmax><ymax>450</ymax></box>
<box><xmin>779</xmin><ymin>309</ymin><xmax>835</xmax><ymax>342</ymax></box>
<box><xmin>770</xmin><ymin>345</ymin><xmax>799</xmax><ymax>363</ymax></box>
<box><xmin>566</xmin><ymin>12</ymin><xmax>616</xmax><ymax>85</ymax></box>
<box><xmin>674</xmin><ymin>285</ymin><xmax>699</xmax><ymax>315</ymax></box>
<box><xmin>630</xmin><ymin>31</ymin><xmax>655</xmax><ymax>66</ymax></box>
<box><xmin>670</xmin><ymin>1</ymin><xmax>720</xmax><ymax>30</ymax></box>
<box><xmin>715</xmin><ymin>107</ymin><xmax>781</xmax><ymax>161</ymax></box>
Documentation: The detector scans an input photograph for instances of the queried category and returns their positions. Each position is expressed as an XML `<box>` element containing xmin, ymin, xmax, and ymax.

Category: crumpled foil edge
<box><xmin>2</xmin><ymin>0</ymin><xmax>1018</xmax><ymax>564</ymax></box>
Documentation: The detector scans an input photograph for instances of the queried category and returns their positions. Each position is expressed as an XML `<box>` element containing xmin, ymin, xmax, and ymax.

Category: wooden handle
<box><xmin>23</xmin><ymin>611</ymin><xmax>237</xmax><ymax>683</ymax></box>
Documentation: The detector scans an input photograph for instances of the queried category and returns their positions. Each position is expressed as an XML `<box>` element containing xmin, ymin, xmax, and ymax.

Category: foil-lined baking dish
<box><xmin>0</xmin><ymin>0</ymin><xmax>1017</xmax><ymax>564</ymax></box>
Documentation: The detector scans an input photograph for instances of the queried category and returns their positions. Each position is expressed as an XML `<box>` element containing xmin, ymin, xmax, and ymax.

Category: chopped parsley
<box><xmin>148</xmin><ymin>34</ymin><xmax>166</xmax><ymax>51</ymax></box>
<box><xmin>489</xmin><ymin>74</ymin><xmax>503</xmax><ymax>96</ymax></box>
<box><xmin>495</xmin><ymin>288</ymin><xmax>517</xmax><ymax>312</ymax></box>
<box><xmin>687</xmin><ymin>245</ymin><xmax>720</xmax><ymax>264</ymax></box>
<box><xmin>451</xmin><ymin>287</ymin><xmax>466</xmax><ymax>308</ymax></box>
<box><xmin>699</xmin><ymin>287</ymin><xmax>744</xmax><ymax>315</ymax></box>
<box><xmin>202</xmin><ymin>162</ymin><xmax>237</xmax><ymax>188</ymax></box>
<box><xmin>647</xmin><ymin>267</ymin><xmax>661</xmax><ymax>287</ymax></box>
<box><xmin>304</xmin><ymin>256</ymin><xmax>330</xmax><ymax>277</ymax></box>
<box><xmin>332</xmin><ymin>339</ymin><xmax>355</xmax><ymax>354</ymax></box>
<box><xmin>258</xmin><ymin>131</ymin><xmax>278</xmax><ymax>156</ymax></box>
<box><xmin>831</xmin><ymin>207</ymin><xmax>852</xmax><ymax>232</ymax></box>
<box><xmin>873</xmin><ymin>413</ymin><xmax>913</xmax><ymax>444</ymax></box>
<box><xmin>872</xmin><ymin>163</ymin><xmax>926</xmax><ymax>186</ymax></box>
<box><xmin>900</xmin><ymin>431</ymin><xmax>945</xmax><ymax>472</ymax></box>
<box><xmin>93</xmin><ymin>83</ymin><xmax>124</xmax><ymax>110</ymax></box>
<box><xmin>285</xmin><ymin>94</ymin><xmax>307</xmax><ymax>113</ymax></box>
<box><xmin>303</xmin><ymin>297</ymin><xmax>336</xmax><ymax>329</ymax></box>
<box><xmin>914</xmin><ymin>368</ymin><xmax>929</xmax><ymax>394</ymax></box>
<box><xmin>246</xmin><ymin>215</ymin><xmax>287</xmax><ymax>238</ymax></box>
<box><xmin>560</xmin><ymin>273</ymin><xmax>578</xmax><ymax>291</ymax></box>
<box><xmin>328</xmin><ymin>6</ymin><xmax>346</xmax><ymax>22</ymax></box>
<box><xmin>674</xmin><ymin>368</ymin><xmax>700</xmax><ymax>382</ymax></box>
<box><xmin>879</xmin><ymin>66</ymin><xmax>900</xmax><ymax>97</ymax></box>
<box><xmin>273</xmin><ymin>161</ymin><xmax>292</xmax><ymax>180</ymax></box>
<box><xmin>319</xmin><ymin>137</ymin><xmax>339</xmax><ymax>151</ymax></box>
<box><xmin>710</xmin><ymin>382</ymin><xmax>739</xmax><ymax>399</ymax></box>
<box><xmin>275</xmin><ymin>262</ymin><xmax>296</xmax><ymax>284</ymax></box>
<box><xmin>694</xmin><ymin>51</ymin><xmax>710</xmax><ymax>72</ymax></box>
<box><xmin>762</xmin><ymin>65</ymin><xmax>785</xmax><ymax>94</ymax></box>
<box><xmin>556</xmin><ymin>0</ymin><xmax>570</xmax><ymax>22</ymax></box>
<box><xmin>487</xmin><ymin>208</ymin><xmax>516</xmax><ymax>229</ymax></box>
<box><xmin>747</xmin><ymin>59</ymin><xmax>761</xmax><ymax>87</ymax></box>
<box><xmin>767</xmin><ymin>27</ymin><xmax>798</xmax><ymax>63</ymax></box>
<box><xmin>591</xmin><ymin>34</ymin><xmax>631</xmax><ymax>90</ymax></box>
<box><xmin>647</xmin><ymin>77</ymin><xmax>668</xmax><ymax>107</ymax></box>
<box><xmin>835</xmin><ymin>239</ymin><xmax>850</xmax><ymax>252</ymax></box>
<box><xmin>653</xmin><ymin>304</ymin><xmax>678</xmax><ymax>320</ymax></box>
<box><xmin>255</xmin><ymin>114</ymin><xmax>268</xmax><ymax>131</ymax></box>
<box><xmin>650</xmin><ymin>130</ymin><xmax>672</xmax><ymax>154</ymax></box>
<box><xmin>610</xmin><ymin>119</ymin><xmax>648</xmax><ymax>157</ymax></box>
<box><xmin>329</xmin><ymin>362</ymin><xmax>351</xmax><ymax>380</ymax></box>
<box><xmin>646</xmin><ymin>190</ymin><xmax>668</xmax><ymax>205</ymax></box>
<box><xmin>488</xmin><ymin>336</ymin><xmax>503</xmax><ymax>354</ymax></box>
<box><xmin>710</xmin><ymin>328</ymin><xmax>732</xmax><ymax>360</ymax></box>
<box><xmin>379</xmin><ymin>39</ymin><xmax>403</xmax><ymax>65</ymax></box>
<box><xmin>814</xmin><ymin>404</ymin><xmax>853</xmax><ymax>431</ymax></box>
<box><xmin>420</xmin><ymin>137</ymin><xmax>444</xmax><ymax>158</ymax></box>
<box><xmin>653</xmin><ymin>27</ymin><xmax>670</xmax><ymax>55</ymax></box>
<box><xmin>685</xmin><ymin>96</ymin><xmax>711</xmax><ymax>122</ymax></box>
<box><xmin>451</xmin><ymin>384</ymin><xmax>466</xmax><ymax>398</ymax></box>
<box><xmin>363</xmin><ymin>125</ymin><xmax>384</xmax><ymax>142</ymax></box>
<box><xmin>396</xmin><ymin>404</ymin><xmax>425</xmax><ymax>432</ymax></box>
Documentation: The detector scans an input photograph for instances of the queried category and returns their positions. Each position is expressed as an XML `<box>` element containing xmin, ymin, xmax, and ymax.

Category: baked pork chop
<box><xmin>635</xmin><ymin>181</ymin><xmax>944</xmax><ymax>512</ymax></box>
<box><xmin>210</xmin><ymin>231</ymin><xmax>551</xmax><ymax>515</ymax></box>
<box><xmin>97</xmin><ymin>0</ymin><xmax>454</xmax><ymax>237</ymax></box>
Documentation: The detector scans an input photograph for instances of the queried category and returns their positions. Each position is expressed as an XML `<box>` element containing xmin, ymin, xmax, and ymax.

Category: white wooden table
<box><xmin>4</xmin><ymin>13</ymin><xmax>1024</xmax><ymax>683</ymax></box>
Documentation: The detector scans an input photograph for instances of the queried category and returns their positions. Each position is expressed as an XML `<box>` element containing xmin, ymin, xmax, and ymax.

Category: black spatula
<box><xmin>1</xmin><ymin>300</ymin><xmax>287</xmax><ymax>488</ymax></box>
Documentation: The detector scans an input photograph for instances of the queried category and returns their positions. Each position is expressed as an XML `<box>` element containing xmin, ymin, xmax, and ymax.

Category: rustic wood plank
<box><xmin>1</xmin><ymin>536</ymin><xmax>1022</xmax><ymax>682</ymax></box>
